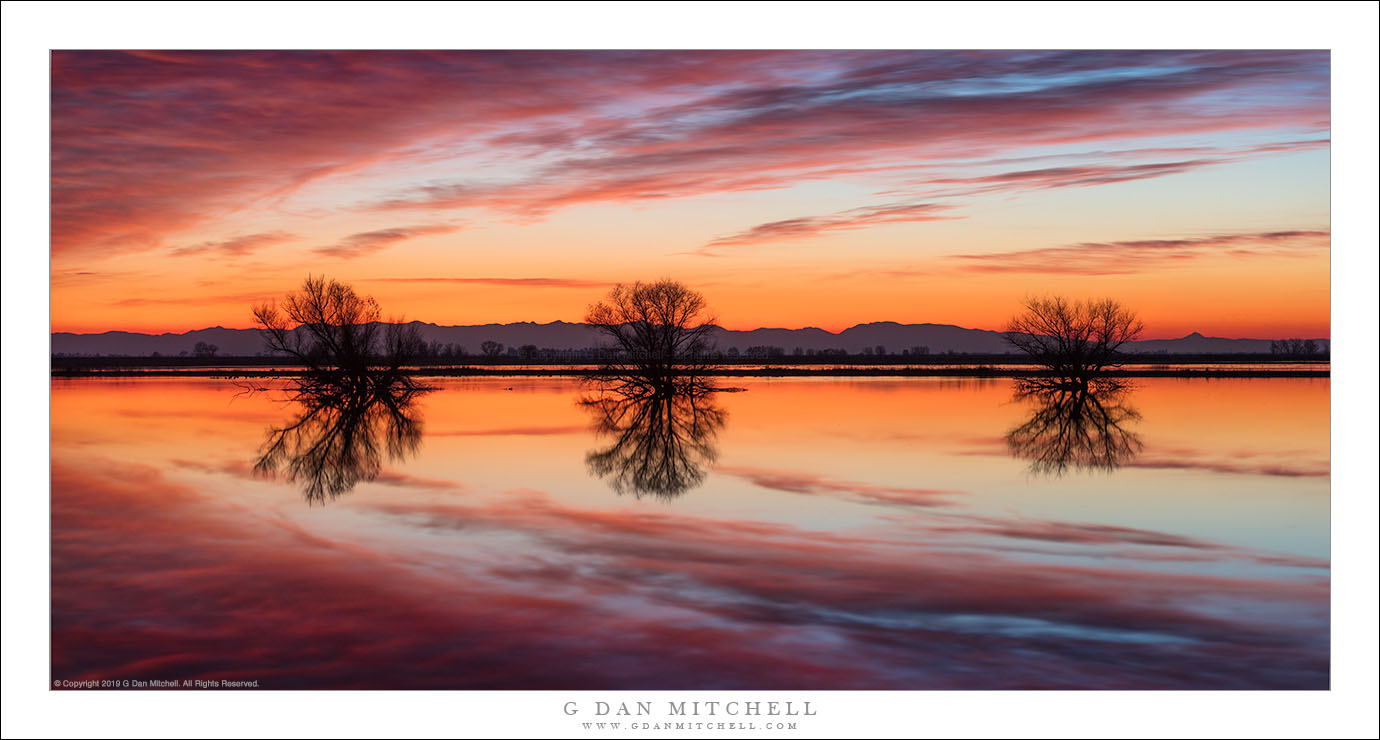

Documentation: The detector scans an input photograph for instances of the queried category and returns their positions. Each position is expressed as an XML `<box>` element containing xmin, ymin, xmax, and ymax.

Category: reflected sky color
<box><xmin>51</xmin><ymin>51</ymin><xmax>1328</xmax><ymax>337</ymax></box>
<box><xmin>51</xmin><ymin>377</ymin><xmax>1328</xmax><ymax>689</ymax></box>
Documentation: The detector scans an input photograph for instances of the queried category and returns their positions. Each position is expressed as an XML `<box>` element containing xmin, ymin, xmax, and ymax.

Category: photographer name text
<box><xmin>564</xmin><ymin>701</ymin><xmax>816</xmax><ymax>718</ymax></box>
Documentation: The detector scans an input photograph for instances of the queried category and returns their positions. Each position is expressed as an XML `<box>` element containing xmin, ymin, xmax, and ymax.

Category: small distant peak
<box><xmin>1183</xmin><ymin>331</ymin><xmax>1205</xmax><ymax>339</ymax></box>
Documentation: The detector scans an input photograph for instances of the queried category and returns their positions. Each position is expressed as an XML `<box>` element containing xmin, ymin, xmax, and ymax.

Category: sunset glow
<box><xmin>50</xmin><ymin>50</ymin><xmax>1329</xmax><ymax>338</ymax></box>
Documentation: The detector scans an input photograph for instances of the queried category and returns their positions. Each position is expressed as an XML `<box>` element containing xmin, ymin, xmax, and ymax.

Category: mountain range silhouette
<box><xmin>51</xmin><ymin>321</ymin><xmax>1328</xmax><ymax>357</ymax></box>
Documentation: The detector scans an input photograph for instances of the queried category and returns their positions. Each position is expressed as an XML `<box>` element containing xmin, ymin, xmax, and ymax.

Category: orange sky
<box><xmin>50</xmin><ymin>51</ymin><xmax>1330</xmax><ymax>339</ymax></box>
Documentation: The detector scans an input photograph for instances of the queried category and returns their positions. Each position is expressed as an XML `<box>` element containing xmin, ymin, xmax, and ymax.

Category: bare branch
<box><xmin>1005</xmin><ymin>295</ymin><xmax>1144</xmax><ymax>385</ymax></box>
<box><xmin>585</xmin><ymin>279</ymin><xmax>719</xmax><ymax>377</ymax></box>
<box><xmin>252</xmin><ymin>275</ymin><xmax>421</xmax><ymax>394</ymax></box>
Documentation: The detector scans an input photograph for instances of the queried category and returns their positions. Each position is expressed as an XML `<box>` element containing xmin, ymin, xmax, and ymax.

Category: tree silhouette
<box><xmin>585</xmin><ymin>279</ymin><xmax>718</xmax><ymax>377</ymax></box>
<box><xmin>1270</xmin><ymin>338</ymin><xmax>1326</xmax><ymax>356</ymax></box>
<box><xmin>252</xmin><ymin>275</ymin><xmax>423</xmax><ymax>392</ymax></box>
<box><xmin>578</xmin><ymin>279</ymin><xmax>728</xmax><ymax>499</ymax></box>
<box><xmin>480</xmin><ymin>340</ymin><xmax>504</xmax><ymax>358</ymax></box>
<box><xmin>1005</xmin><ymin>296</ymin><xmax>1144</xmax><ymax>386</ymax></box>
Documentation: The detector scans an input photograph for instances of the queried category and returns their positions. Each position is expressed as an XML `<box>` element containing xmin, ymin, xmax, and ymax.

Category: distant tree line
<box><xmin>397</xmin><ymin>340</ymin><xmax>940</xmax><ymax>362</ymax></box>
<box><xmin>1269</xmin><ymin>338</ymin><xmax>1327</xmax><ymax>356</ymax></box>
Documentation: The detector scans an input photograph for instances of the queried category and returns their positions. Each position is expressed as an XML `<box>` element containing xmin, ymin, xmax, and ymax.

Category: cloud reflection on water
<box><xmin>49</xmin><ymin>376</ymin><xmax>1329</xmax><ymax>689</ymax></box>
<box><xmin>51</xmin><ymin>457</ymin><xmax>1328</xmax><ymax>689</ymax></box>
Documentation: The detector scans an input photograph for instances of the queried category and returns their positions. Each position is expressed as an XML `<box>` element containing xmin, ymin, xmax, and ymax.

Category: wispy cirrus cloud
<box><xmin>887</xmin><ymin>138</ymin><xmax>1329</xmax><ymax>199</ymax></box>
<box><xmin>51</xmin><ymin>51</ymin><xmax>1328</xmax><ymax>259</ymax></box>
<box><xmin>111</xmin><ymin>291</ymin><xmax>277</xmax><ymax>308</ymax></box>
<box><xmin>704</xmin><ymin>139</ymin><xmax>1329</xmax><ymax>251</ymax></box>
<box><xmin>949</xmin><ymin>229</ymin><xmax>1330</xmax><ymax>275</ymax></box>
<box><xmin>702</xmin><ymin>202</ymin><xmax>957</xmax><ymax>252</ymax></box>
<box><xmin>361</xmin><ymin>277</ymin><xmax>611</xmax><ymax>288</ymax></box>
<box><xmin>372</xmin><ymin>51</ymin><xmax>1328</xmax><ymax>221</ymax></box>
<box><xmin>921</xmin><ymin>159</ymin><xmax>1223</xmax><ymax>197</ymax></box>
<box><xmin>169</xmin><ymin>230</ymin><xmax>297</xmax><ymax>258</ymax></box>
<box><xmin>314</xmin><ymin>224</ymin><xmax>461</xmax><ymax>259</ymax></box>
<box><xmin>50</xmin><ymin>51</ymin><xmax>821</xmax><ymax>257</ymax></box>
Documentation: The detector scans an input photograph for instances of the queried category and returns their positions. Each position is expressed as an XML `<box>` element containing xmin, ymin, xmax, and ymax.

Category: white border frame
<box><xmin>5</xmin><ymin>3</ymin><xmax>1376</xmax><ymax>738</ymax></box>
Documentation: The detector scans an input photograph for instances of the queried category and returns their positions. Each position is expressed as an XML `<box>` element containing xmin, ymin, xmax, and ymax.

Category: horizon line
<box><xmin>49</xmin><ymin>319</ymin><xmax>1332</xmax><ymax>343</ymax></box>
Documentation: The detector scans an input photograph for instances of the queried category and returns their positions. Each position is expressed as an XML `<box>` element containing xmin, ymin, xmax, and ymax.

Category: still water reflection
<box><xmin>51</xmin><ymin>376</ymin><xmax>1329</xmax><ymax>689</ymax></box>
<box><xmin>1006</xmin><ymin>380</ymin><xmax>1144</xmax><ymax>476</ymax></box>
<box><xmin>580</xmin><ymin>374</ymin><xmax>727</xmax><ymax>501</ymax></box>
<box><xmin>254</xmin><ymin>381</ymin><xmax>427</xmax><ymax>503</ymax></box>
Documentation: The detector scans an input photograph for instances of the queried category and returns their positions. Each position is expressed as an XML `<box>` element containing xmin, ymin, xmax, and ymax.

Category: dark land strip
<box><xmin>51</xmin><ymin>356</ymin><xmax>1329</xmax><ymax>380</ymax></box>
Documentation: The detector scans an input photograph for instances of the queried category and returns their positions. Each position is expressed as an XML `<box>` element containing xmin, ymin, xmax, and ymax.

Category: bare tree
<box><xmin>1005</xmin><ymin>296</ymin><xmax>1144</xmax><ymax>385</ymax></box>
<box><xmin>252</xmin><ymin>275</ymin><xmax>423</xmax><ymax>390</ymax></box>
<box><xmin>480</xmin><ymin>340</ymin><xmax>504</xmax><ymax>358</ymax></box>
<box><xmin>585</xmin><ymin>279</ymin><xmax>718</xmax><ymax>377</ymax></box>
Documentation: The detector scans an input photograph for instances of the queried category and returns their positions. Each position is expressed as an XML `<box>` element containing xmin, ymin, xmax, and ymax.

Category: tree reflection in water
<box><xmin>580</xmin><ymin>373</ymin><xmax>727</xmax><ymax>501</ymax></box>
<box><xmin>1006</xmin><ymin>379</ymin><xmax>1143</xmax><ymax>476</ymax></box>
<box><xmin>254</xmin><ymin>379</ymin><xmax>426</xmax><ymax>503</ymax></box>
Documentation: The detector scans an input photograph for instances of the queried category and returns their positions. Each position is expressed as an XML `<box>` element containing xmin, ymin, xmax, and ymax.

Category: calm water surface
<box><xmin>50</xmin><ymin>376</ymin><xmax>1329</xmax><ymax>689</ymax></box>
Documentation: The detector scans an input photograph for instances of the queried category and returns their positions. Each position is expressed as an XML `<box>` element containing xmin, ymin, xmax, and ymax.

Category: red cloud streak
<box><xmin>950</xmin><ymin>230</ymin><xmax>1330</xmax><ymax>275</ymax></box>
<box><xmin>52</xmin><ymin>51</ymin><xmax>1328</xmax><ymax>258</ymax></box>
